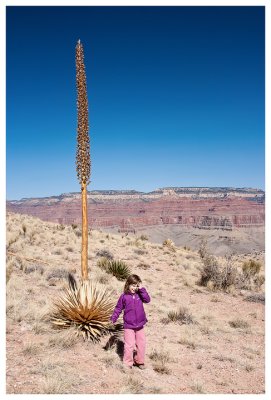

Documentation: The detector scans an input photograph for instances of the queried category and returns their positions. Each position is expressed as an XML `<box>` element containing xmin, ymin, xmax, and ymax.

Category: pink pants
<box><xmin>123</xmin><ymin>327</ymin><xmax>146</xmax><ymax>367</ymax></box>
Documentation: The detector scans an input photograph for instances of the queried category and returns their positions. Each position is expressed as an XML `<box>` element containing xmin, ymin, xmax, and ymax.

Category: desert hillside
<box><xmin>6</xmin><ymin>212</ymin><xmax>265</xmax><ymax>394</ymax></box>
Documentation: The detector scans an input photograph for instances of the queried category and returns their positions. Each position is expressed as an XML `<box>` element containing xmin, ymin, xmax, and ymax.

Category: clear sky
<box><xmin>6</xmin><ymin>5</ymin><xmax>265</xmax><ymax>200</ymax></box>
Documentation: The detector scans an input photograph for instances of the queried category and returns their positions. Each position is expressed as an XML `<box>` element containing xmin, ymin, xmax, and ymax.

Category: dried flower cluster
<box><xmin>76</xmin><ymin>40</ymin><xmax>91</xmax><ymax>186</ymax></box>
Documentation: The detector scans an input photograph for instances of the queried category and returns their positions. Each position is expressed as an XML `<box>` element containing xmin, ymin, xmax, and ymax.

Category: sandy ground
<box><xmin>6</xmin><ymin>212</ymin><xmax>265</xmax><ymax>394</ymax></box>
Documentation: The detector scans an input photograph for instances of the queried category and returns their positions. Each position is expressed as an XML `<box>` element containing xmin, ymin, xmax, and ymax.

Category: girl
<box><xmin>110</xmin><ymin>274</ymin><xmax>151</xmax><ymax>369</ymax></box>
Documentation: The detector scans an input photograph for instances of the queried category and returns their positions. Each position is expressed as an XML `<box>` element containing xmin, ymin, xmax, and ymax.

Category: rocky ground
<box><xmin>6</xmin><ymin>212</ymin><xmax>265</xmax><ymax>394</ymax></box>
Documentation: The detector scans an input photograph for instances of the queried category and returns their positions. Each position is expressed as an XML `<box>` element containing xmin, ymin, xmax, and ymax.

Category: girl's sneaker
<box><xmin>134</xmin><ymin>363</ymin><xmax>146</xmax><ymax>370</ymax></box>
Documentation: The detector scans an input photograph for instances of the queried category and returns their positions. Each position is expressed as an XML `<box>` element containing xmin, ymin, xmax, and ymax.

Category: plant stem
<box><xmin>81</xmin><ymin>182</ymin><xmax>88</xmax><ymax>280</ymax></box>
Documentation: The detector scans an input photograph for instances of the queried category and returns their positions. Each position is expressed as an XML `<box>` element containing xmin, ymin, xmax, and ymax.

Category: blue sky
<box><xmin>6</xmin><ymin>6</ymin><xmax>265</xmax><ymax>200</ymax></box>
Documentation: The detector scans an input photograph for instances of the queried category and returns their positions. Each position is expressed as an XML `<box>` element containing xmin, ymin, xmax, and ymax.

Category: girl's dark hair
<box><xmin>124</xmin><ymin>274</ymin><xmax>142</xmax><ymax>293</ymax></box>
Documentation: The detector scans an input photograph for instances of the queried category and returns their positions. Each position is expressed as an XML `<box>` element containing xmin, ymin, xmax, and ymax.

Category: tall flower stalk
<box><xmin>50</xmin><ymin>41</ymin><xmax>123</xmax><ymax>342</ymax></box>
<box><xmin>76</xmin><ymin>39</ymin><xmax>90</xmax><ymax>280</ymax></box>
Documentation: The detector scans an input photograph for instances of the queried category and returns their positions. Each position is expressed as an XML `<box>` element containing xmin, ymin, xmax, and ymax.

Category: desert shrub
<box><xmin>96</xmin><ymin>249</ymin><xmax>114</xmax><ymax>260</ymax></box>
<box><xmin>245</xmin><ymin>293</ymin><xmax>265</xmax><ymax>304</ymax></box>
<box><xmin>198</xmin><ymin>254</ymin><xmax>219</xmax><ymax>286</ymax></box>
<box><xmin>237</xmin><ymin>270</ymin><xmax>264</xmax><ymax>291</ymax></box>
<box><xmin>139</xmin><ymin>234</ymin><xmax>149</xmax><ymax>241</ymax></box>
<box><xmin>153</xmin><ymin>363</ymin><xmax>171</xmax><ymax>375</ymax></box>
<box><xmin>242</xmin><ymin>260</ymin><xmax>261</xmax><ymax>277</ymax></box>
<box><xmin>199</xmin><ymin>254</ymin><xmax>238</xmax><ymax>291</ymax></box>
<box><xmin>137</xmin><ymin>262</ymin><xmax>150</xmax><ymax>270</ymax></box>
<box><xmin>253</xmin><ymin>274</ymin><xmax>265</xmax><ymax>290</ymax></box>
<box><xmin>134</xmin><ymin>249</ymin><xmax>148</xmax><ymax>255</ymax></box>
<box><xmin>97</xmin><ymin>257</ymin><xmax>110</xmax><ymax>270</ymax></box>
<box><xmin>198</xmin><ymin>239</ymin><xmax>208</xmax><ymax>259</ymax></box>
<box><xmin>7</xmin><ymin>235</ymin><xmax>19</xmax><ymax>249</ymax></box>
<box><xmin>6</xmin><ymin>262</ymin><xmax>13</xmax><ymax>283</ymax></box>
<box><xmin>46</xmin><ymin>268</ymin><xmax>69</xmax><ymax>281</ymax></box>
<box><xmin>66</xmin><ymin>246</ymin><xmax>74</xmax><ymax>252</ymax></box>
<box><xmin>183</xmin><ymin>246</ymin><xmax>191</xmax><ymax>251</ymax></box>
<box><xmin>163</xmin><ymin>239</ymin><xmax>176</xmax><ymax>252</ymax></box>
<box><xmin>71</xmin><ymin>224</ymin><xmax>78</xmax><ymax>230</ymax></box>
<box><xmin>133</xmin><ymin>238</ymin><xmax>145</xmax><ymax>248</ymax></box>
<box><xmin>7</xmin><ymin>256</ymin><xmax>26</xmax><ymax>272</ymax></box>
<box><xmin>96</xmin><ymin>273</ymin><xmax>110</xmax><ymax>285</ymax></box>
<box><xmin>25</xmin><ymin>264</ymin><xmax>45</xmax><ymax>275</ymax></box>
<box><xmin>52</xmin><ymin>248</ymin><xmax>63</xmax><ymax>256</ymax></box>
<box><xmin>74</xmin><ymin>229</ymin><xmax>82</xmax><ymax>238</ymax></box>
<box><xmin>22</xmin><ymin>224</ymin><xmax>27</xmax><ymax>235</ymax></box>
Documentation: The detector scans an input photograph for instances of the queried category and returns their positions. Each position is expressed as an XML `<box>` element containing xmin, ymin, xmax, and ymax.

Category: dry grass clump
<box><xmin>213</xmin><ymin>354</ymin><xmax>235</xmax><ymax>363</ymax></box>
<box><xmin>191</xmin><ymin>381</ymin><xmax>205</xmax><ymax>394</ymax></box>
<box><xmin>178</xmin><ymin>336</ymin><xmax>197</xmax><ymax>349</ymax></box>
<box><xmin>95</xmin><ymin>272</ymin><xmax>110</xmax><ymax>285</ymax></box>
<box><xmin>120</xmin><ymin>377</ymin><xmax>145</xmax><ymax>394</ymax></box>
<box><xmin>229</xmin><ymin>318</ymin><xmax>250</xmax><ymax>330</ymax></box>
<box><xmin>48</xmin><ymin>328</ymin><xmax>80</xmax><ymax>349</ymax></box>
<box><xmin>162</xmin><ymin>239</ymin><xmax>176</xmax><ymax>252</ymax></box>
<box><xmin>162</xmin><ymin>306</ymin><xmax>197</xmax><ymax>325</ymax></box>
<box><xmin>149</xmin><ymin>349</ymin><xmax>171</xmax><ymax>375</ymax></box>
<box><xmin>22</xmin><ymin>341</ymin><xmax>41</xmax><ymax>356</ymax></box>
<box><xmin>97</xmin><ymin>257</ymin><xmax>109</xmax><ymax>270</ymax></box>
<box><xmin>178</xmin><ymin>327</ymin><xmax>199</xmax><ymax>349</ymax></box>
<box><xmin>38</xmin><ymin>360</ymin><xmax>80</xmax><ymax>394</ymax></box>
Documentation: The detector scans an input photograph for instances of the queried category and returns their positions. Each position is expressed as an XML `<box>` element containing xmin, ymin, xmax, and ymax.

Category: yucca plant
<box><xmin>97</xmin><ymin>258</ymin><xmax>131</xmax><ymax>280</ymax></box>
<box><xmin>106</xmin><ymin>260</ymin><xmax>131</xmax><ymax>281</ymax></box>
<box><xmin>50</xmin><ymin>41</ymin><xmax>123</xmax><ymax>342</ymax></box>
<box><xmin>51</xmin><ymin>275</ymin><xmax>122</xmax><ymax>341</ymax></box>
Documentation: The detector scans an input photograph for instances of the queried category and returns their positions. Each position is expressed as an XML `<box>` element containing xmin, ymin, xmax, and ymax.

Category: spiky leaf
<box><xmin>107</xmin><ymin>260</ymin><xmax>131</xmax><ymax>281</ymax></box>
<box><xmin>51</xmin><ymin>277</ymin><xmax>122</xmax><ymax>342</ymax></box>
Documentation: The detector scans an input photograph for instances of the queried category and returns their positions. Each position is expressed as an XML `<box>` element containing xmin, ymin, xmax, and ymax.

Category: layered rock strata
<box><xmin>7</xmin><ymin>187</ymin><xmax>265</xmax><ymax>232</ymax></box>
